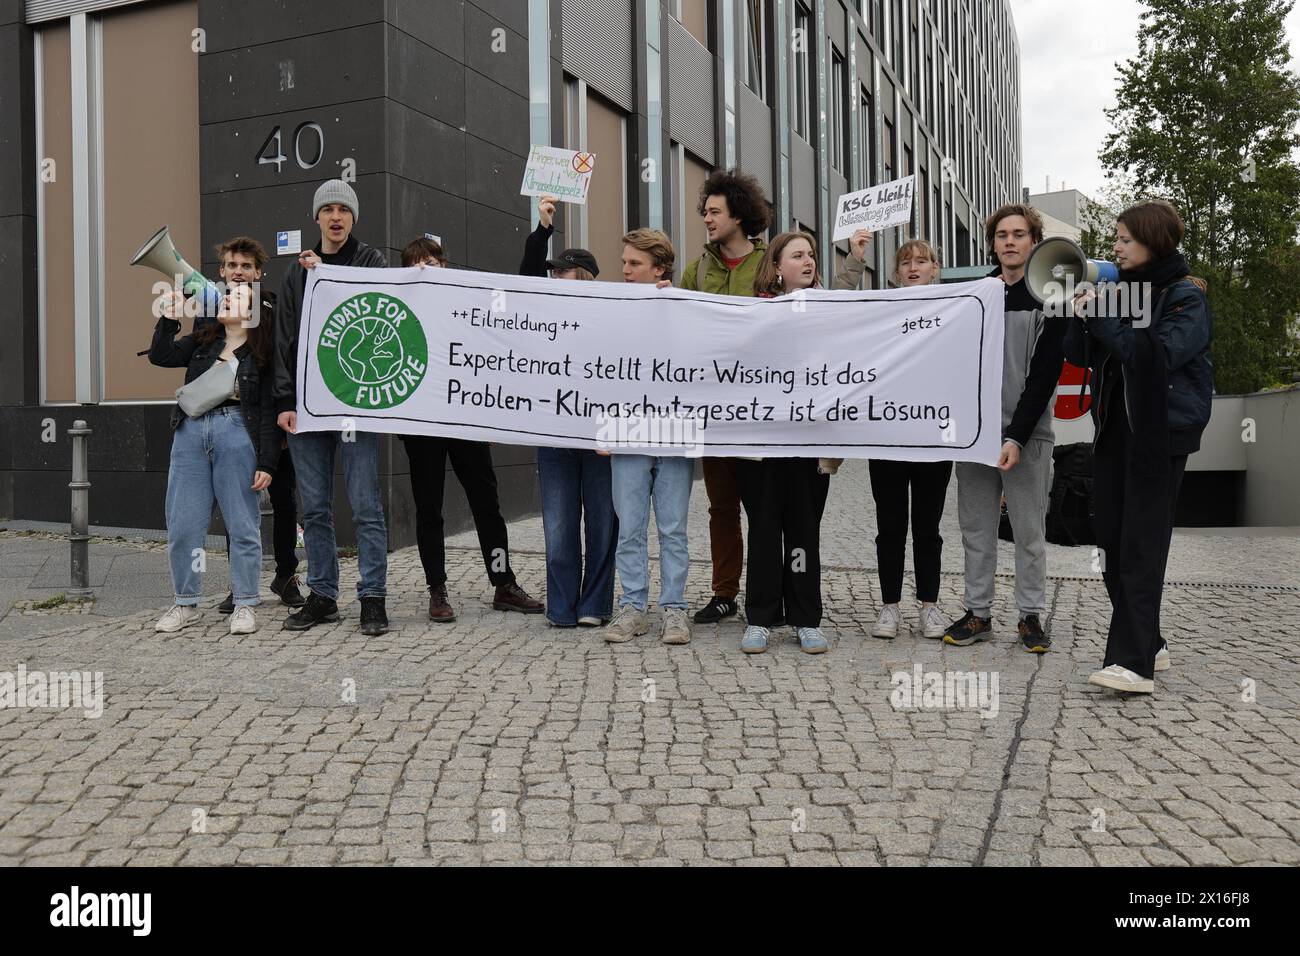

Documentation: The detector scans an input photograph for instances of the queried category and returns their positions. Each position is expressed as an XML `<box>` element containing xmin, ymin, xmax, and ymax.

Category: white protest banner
<box><xmin>296</xmin><ymin>267</ymin><xmax>1005</xmax><ymax>464</ymax></box>
<box><xmin>832</xmin><ymin>174</ymin><xmax>916</xmax><ymax>241</ymax></box>
<box><xmin>519</xmin><ymin>145</ymin><xmax>596</xmax><ymax>204</ymax></box>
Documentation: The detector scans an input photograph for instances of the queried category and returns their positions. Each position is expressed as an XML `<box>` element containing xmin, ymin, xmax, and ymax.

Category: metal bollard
<box><xmin>68</xmin><ymin>420</ymin><xmax>93</xmax><ymax>600</ymax></box>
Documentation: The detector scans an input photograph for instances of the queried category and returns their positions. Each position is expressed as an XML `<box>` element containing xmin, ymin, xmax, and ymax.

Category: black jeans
<box><xmin>401</xmin><ymin>435</ymin><xmax>515</xmax><ymax>589</ymax></box>
<box><xmin>268</xmin><ymin>444</ymin><xmax>299</xmax><ymax>578</ymax></box>
<box><xmin>1092</xmin><ymin>420</ymin><xmax>1187</xmax><ymax>679</ymax></box>
<box><xmin>225</xmin><ymin>443</ymin><xmax>298</xmax><ymax>579</ymax></box>
<box><xmin>736</xmin><ymin>458</ymin><xmax>829</xmax><ymax>628</ymax></box>
<box><xmin>868</xmin><ymin>459</ymin><xmax>953</xmax><ymax>604</ymax></box>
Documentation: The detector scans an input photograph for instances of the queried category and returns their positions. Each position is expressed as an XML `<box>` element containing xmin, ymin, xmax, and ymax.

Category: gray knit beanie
<box><xmin>313</xmin><ymin>179</ymin><xmax>359</xmax><ymax>223</ymax></box>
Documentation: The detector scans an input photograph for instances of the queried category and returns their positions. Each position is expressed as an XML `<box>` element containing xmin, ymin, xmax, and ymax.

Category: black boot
<box><xmin>284</xmin><ymin>592</ymin><xmax>339</xmax><ymax>631</ymax></box>
<box><xmin>359</xmin><ymin>596</ymin><xmax>389</xmax><ymax>636</ymax></box>
<box><xmin>270</xmin><ymin>573</ymin><xmax>307</xmax><ymax>608</ymax></box>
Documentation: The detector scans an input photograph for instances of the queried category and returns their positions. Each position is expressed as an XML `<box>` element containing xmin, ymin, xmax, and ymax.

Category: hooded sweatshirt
<box><xmin>993</xmin><ymin>266</ymin><xmax>1066</xmax><ymax>448</ymax></box>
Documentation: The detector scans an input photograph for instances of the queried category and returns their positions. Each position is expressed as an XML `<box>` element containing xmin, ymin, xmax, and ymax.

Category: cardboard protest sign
<box><xmin>519</xmin><ymin>145</ymin><xmax>596</xmax><ymax>204</ymax></box>
<box><xmin>832</xmin><ymin>175</ymin><xmax>916</xmax><ymax>241</ymax></box>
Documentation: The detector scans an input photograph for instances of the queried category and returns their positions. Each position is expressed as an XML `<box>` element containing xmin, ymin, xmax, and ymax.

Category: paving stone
<box><xmin>0</xmin><ymin>466</ymin><xmax>1295</xmax><ymax>867</ymax></box>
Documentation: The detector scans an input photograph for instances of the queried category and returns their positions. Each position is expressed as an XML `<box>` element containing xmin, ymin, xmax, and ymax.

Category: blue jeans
<box><xmin>538</xmin><ymin>447</ymin><xmax>617</xmax><ymax>625</ymax></box>
<box><xmin>165</xmin><ymin>407</ymin><xmax>262</xmax><ymax>607</ymax></box>
<box><xmin>610</xmin><ymin>455</ymin><xmax>693</xmax><ymax>611</ymax></box>
<box><xmin>288</xmin><ymin>430</ymin><xmax>387</xmax><ymax>600</ymax></box>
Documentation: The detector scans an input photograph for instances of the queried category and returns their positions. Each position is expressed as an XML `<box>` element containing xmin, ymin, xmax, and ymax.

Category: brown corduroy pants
<box><xmin>703</xmin><ymin>457</ymin><xmax>744</xmax><ymax>599</ymax></box>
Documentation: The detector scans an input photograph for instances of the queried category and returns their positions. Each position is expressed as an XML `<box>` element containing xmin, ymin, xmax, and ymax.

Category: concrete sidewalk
<box><xmin>0</xmin><ymin>526</ymin><xmax>229</xmax><ymax>640</ymax></box>
<box><xmin>0</xmin><ymin>460</ymin><xmax>1297</xmax><ymax>866</ymax></box>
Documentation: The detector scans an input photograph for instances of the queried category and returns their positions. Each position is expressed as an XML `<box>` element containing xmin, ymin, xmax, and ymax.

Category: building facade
<box><xmin>0</xmin><ymin>0</ymin><xmax>1022</xmax><ymax>542</ymax></box>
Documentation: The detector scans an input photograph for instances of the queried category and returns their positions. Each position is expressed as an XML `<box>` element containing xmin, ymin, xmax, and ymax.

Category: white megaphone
<box><xmin>1024</xmin><ymin>236</ymin><xmax>1120</xmax><ymax>308</ymax></box>
<box><xmin>130</xmin><ymin>225</ymin><xmax>222</xmax><ymax>316</ymax></box>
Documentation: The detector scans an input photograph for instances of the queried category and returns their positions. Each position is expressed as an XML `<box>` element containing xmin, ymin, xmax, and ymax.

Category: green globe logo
<box><xmin>317</xmin><ymin>292</ymin><xmax>428</xmax><ymax>409</ymax></box>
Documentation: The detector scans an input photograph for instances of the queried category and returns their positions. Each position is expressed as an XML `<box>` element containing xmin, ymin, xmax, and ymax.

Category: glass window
<box><xmin>893</xmin><ymin>0</ymin><xmax>904</xmax><ymax>71</ymax></box>
<box><xmin>883</xmin><ymin>116</ymin><xmax>894</xmax><ymax>180</ymax></box>
<box><xmin>743</xmin><ymin>0</ymin><xmax>766</xmax><ymax>100</ymax></box>
<box><xmin>910</xmin><ymin>22</ymin><xmax>919</xmax><ymax>98</ymax></box>
<box><xmin>831</xmin><ymin>51</ymin><xmax>847</xmax><ymax>172</ymax></box>
<box><xmin>37</xmin><ymin>22</ymin><xmax>75</xmax><ymax>402</ymax></box>
<box><xmin>793</xmin><ymin>3</ymin><xmax>813</xmax><ymax>140</ymax></box>
<box><xmin>101</xmin><ymin>0</ymin><xmax>203</xmax><ymax>401</ymax></box>
<box><xmin>858</xmin><ymin>85</ymin><xmax>875</xmax><ymax>188</ymax></box>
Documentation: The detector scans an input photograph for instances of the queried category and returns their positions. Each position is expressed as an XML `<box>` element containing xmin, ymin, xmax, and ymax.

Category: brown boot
<box><xmin>492</xmin><ymin>581</ymin><xmax>543</xmax><ymax>614</ymax></box>
<box><xmin>429</xmin><ymin>584</ymin><xmax>456</xmax><ymax>623</ymax></box>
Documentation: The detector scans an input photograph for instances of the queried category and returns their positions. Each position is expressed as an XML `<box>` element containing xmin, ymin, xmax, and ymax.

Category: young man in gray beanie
<box><xmin>273</xmin><ymin>179</ymin><xmax>392</xmax><ymax>636</ymax></box>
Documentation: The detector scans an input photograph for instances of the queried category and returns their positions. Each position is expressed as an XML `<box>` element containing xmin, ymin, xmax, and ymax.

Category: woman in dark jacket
<box><xmin>149</xmin><ymin>283</ymin><xmax>279</xmax><ymax>635</ymax></box>
<box><xmin>1063</xmin><ymin>199</ymin><xmax>1212</xmax><ymax>694</ymax></box>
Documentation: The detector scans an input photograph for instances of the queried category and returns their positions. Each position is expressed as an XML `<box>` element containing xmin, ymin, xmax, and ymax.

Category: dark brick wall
<box><xmin>0</xmin><ymin>0</ymin><xmax>542</xmax><ymax>545</ymax></box>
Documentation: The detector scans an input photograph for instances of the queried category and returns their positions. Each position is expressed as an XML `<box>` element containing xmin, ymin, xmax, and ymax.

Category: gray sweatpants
<box><xmin>954</xmin><ymin>437</ymin><xmax>1054</xmax><ymax>619</ymax></box>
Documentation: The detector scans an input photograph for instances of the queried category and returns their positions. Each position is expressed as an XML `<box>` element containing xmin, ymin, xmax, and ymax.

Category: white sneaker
<box><xmin>229</xmin><ymin>605</ymin><xmax>258</xmax><ymax>635</ymax></box>
<box><xmin>919</xmin><ymin>604</ymin><xmax>946</xmax><ymax>639</ymax></box>
<box><xmin>604</xmin><ymin>605</ymin><xmax>649</xmax><ymax>643</ymax></box>
<box><xmin>155</xmin><ymin>604</ymin><xmax>201</xmax><ymax>633</ymax></box>
<box><xmin>1154</xmin><ymin>646</ymin><xmax>1170</xmax><ymax>672</ymax></box>
<box><xmin>660</xmin><ymin>607</ymin><xmax>692</xmax><ymax>645</ymax></box>
<box><xmin>871</xmin><ymin>604</ymin><xmax>900</xmax><ymax>639</ymax></box>
<box><xmin>1088</xmin><ymin>664</ymin><xmax>1154</xmax><ymax>694</ymax></box>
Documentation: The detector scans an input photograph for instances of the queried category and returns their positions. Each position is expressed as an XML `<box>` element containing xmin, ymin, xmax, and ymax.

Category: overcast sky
<box><xmin>1009</xmin><ymin>0</ymin><xmax>1300</xmax><ymax>200</ymax></box>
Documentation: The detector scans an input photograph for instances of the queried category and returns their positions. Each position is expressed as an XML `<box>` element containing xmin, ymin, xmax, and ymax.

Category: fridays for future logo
<box><xmin>317</xmin><ymin>291</ymin><xmax>428</xmax><ymax>409</ymax></box>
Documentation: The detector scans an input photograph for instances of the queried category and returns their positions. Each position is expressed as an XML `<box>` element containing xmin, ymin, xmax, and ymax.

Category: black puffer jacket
<box><xmin>149</xmin><ymin>292</ymin><xmax>281</xmax><ymax>475</ymax></box>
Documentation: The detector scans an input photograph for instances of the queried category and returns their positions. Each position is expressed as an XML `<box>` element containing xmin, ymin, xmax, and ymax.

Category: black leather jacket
<box><xmin>149</xmin><ymin>298</ymin><xmax>281</xmax><ymax>475</ymax></box>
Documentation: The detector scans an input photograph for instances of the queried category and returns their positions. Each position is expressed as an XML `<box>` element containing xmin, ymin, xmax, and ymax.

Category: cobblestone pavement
<box><xmin>1</xmin><ymin>462</ymin><xmax>1297</xmax><ymax>866</ymax></box>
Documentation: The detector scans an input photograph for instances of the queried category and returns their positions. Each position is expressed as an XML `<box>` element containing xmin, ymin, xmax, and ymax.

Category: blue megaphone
<box><xmin>1025</xmin><ymin>236</ymin><xmax>1119</xmax><ymax>306</ymax></box>
<box><xmin>130</xmin><ymin>225</ymin><xmax>223</xmax><ymax>317</ymax></box>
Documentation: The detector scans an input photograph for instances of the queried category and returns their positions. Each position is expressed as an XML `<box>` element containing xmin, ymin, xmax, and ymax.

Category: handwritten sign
<box><xmin>520</xmin><ymin>145</ymin><xmax>596</xmax><ymax>205</ymax></box>
<box><xmin>832</xmin><ymin>175</ymin><xmax>916</xmax><ymax>241</ymax></box>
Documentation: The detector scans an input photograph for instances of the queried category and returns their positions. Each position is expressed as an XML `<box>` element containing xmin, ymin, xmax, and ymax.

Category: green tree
<box><xmin>1076</xmin><ymin>181</ymin><xmax>1136</xmax><ymax>260</ymax></box>
<box><xmin>1099</xmin><ymin>0</ymin><xmax>1300</xmax><ymax>393</ymax></box>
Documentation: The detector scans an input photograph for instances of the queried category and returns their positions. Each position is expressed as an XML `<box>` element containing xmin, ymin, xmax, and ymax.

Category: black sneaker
<box><xmin>283</xmin><ymin>592</ymin><xmax>339</xmax><ymax>631</ymax></box>
<box><xmin>942</xmin><ymin>610</ymin><xmax>993</xmax><ymax>646</ymax></box>
<box><xmin>218</xmin><ymin>593</ymin><xmax>235</xmax><ymax>614</ymax></box>
<box><xmin>693</xmin><ymin>595</ymin><xmax>738</xmax><ymax>624</ymax></box>
<box><xmin>270</xmin><ymin>573</ymin><xmax>307</xmax><ymax>608</ymax></box>
<box><xmin>1019</xmin><ymin>614</ymin><xmax>1050</xmax><ymax>653</ymax></box>
<box><xmin>359</xmin><ymin>596</ymin><xmax>389</xmax><ymax>636</ymax></box>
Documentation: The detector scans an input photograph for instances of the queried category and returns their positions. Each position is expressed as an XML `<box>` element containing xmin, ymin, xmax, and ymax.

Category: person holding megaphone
<box><xmin>149</xmin><ymin>274</ymin><xmax>279</xmax><ymax>636</ymax></box>
<box><xmin>1064</xmin><ymin>200</ymin><xmax>1212</xmax><ymax>695</ymax></box>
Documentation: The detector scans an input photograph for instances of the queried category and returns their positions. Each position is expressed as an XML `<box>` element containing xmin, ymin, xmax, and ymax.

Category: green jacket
<box><xmin>679</xmin><ymin>239</ymin><xmax>767</xmax><ymax>295</ymax></box>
